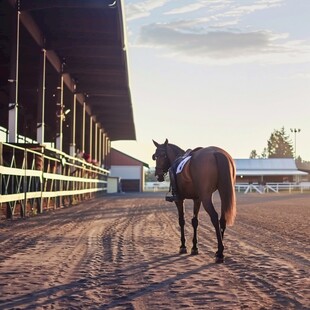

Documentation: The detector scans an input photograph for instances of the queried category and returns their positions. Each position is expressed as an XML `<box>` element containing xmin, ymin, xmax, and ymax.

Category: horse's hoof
<box><xmin>215</xmin><ymin>256</ymin><xmax>224</xmax><ymax>264</ymax></box>
<box><xmin>179</xmin><ymin>247</ymin><xmax>187</xmax><ymax>254</ymax></box>
<box><xmin>191</xmin><ymin>248</ymin><xmax>199</xmax><ymax>255</ymax></box>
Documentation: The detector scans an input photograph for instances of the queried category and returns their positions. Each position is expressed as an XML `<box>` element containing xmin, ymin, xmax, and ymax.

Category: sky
<box><xmin>112</xmin><ymin>0</ymin><xmax>310</xmax><ymax>167</ymax></box>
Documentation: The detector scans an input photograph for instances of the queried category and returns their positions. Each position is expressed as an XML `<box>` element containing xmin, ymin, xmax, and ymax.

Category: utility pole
<box><xmin>290</xmin><ymin>128</ymin><xmax>301</xmax><ymax>158</ymax></box>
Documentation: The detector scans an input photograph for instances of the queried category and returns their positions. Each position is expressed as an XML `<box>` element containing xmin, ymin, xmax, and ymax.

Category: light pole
<box><xmin>290</xmin><ymin>128</ymin><xmax>301</xmax><ymax>158</ymax></box>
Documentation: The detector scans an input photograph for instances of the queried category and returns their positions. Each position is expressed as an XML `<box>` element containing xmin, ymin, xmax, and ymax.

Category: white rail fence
<box><xmin>0</xmin><ymin>143</ymin><xmax>109</xmax><ymax>219</ymax></box>
<box><xmin>144</xmin><ymin>182</ymin><xmax>170</xmax><ymax>192</ymax></box>
<box><xmin>235</xmin><ymin>182</ymin><xmax>310</xmax><ymax>194</ymax></box>
<box><xmin>145</xmin><ymin>181</ymin><xmax>310</xmax><ymax>194</ymax></box>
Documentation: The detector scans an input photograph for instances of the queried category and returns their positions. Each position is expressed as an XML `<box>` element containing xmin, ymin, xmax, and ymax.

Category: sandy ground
<box><xmin>0</xmin><ymin>192</ymin><xmax>309</xmax><ymax>310</ymax></box>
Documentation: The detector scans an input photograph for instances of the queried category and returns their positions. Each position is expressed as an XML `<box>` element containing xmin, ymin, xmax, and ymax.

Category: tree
<box><xmin>249</xmin><ymin>149</ymin><xmax>258</xmax><ymax>158</ymax></box>
<box><xmin>249</xmin><ymin>148</ymin><xmax>267</xmax><ymax>159</ymax></box>
<box><xmin>295</xmin><ymin>156</ymin><xmax>310</xmax><ymax>171</ymax></box>
<box><xmin>145</xmin><ymin>168</ymin><xmax>158</xmax><ymax>182</ymax></box>
<box><xmin>261</xmin><ymin>147</ymin><xmax>267</xmax><ymax>159</ymax></box>
<box><xmin>267</xmin><ymin>127</ymin><xmax>294</xmax><ymax>158</ymax></box>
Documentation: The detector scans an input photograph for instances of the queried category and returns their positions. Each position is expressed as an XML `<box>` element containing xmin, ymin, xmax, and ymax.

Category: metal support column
<box><xmin>8</xmin><ymin>5</ymin><xmax>21</xmax><ymax>143</ymax></box>
<box><xmin>99</xmin><ymin>128</ymin><xmax>103</xmax><ymax>166</ymax></box>
<box><xmin>82</xmin><ymin>102</ymin><xmax>86</xmax><ymax>153</ymax></box>
<box><xmin>94</xmin><ymin>123</ymin><xmax>98</xmax><ymax>162</ymax></box>
<box><xmin>70</xmin><ymin>92</ymin><xmax>77</xmax><ymax>157</ymax></box>
<box><xmin>102</xmin><ymin>132</ymin><xmax>107</xmax><ymax>168</ymax></box>
<box><xmin>37</xmin><ymin>48</ymin><xmax>47</xmax><ymax>144</ymax></box>
<box><xmin>89</xmin><ymin>116</ymin><xmax>93</xmax><ymax>160</ymax></box>
<box><xmin>107</xmin><ymin>138</ymin><xmax>111</xmax><ymax>168</ymax></box>
<box><xmin>56</xmin><ymin>71</ymin><xmax>64</xmax><ymax>152</ymax></box>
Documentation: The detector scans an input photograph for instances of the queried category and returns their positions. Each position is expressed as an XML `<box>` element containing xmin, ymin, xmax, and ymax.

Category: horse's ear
<box><xmin>152</xmin><ymin>139</ymin><xmax>159</xmax><ymax>147</ymax></box>
<box><xmin>164</xmin><ymin>138</ymin><xmax>168</xmax><ymax>145</ymax></box>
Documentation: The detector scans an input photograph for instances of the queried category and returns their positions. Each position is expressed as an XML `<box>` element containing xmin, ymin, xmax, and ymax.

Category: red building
<box><xmin>109</xmin><ymin>148</ymin><xmax>149</xmax><ymax>192</ymax></box>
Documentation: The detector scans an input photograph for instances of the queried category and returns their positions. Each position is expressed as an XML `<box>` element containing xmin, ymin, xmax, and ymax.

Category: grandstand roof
<box><xmin>0</xmin><ymin>0</ymin><xmax>135</xmax><ymax>141</ymax></box>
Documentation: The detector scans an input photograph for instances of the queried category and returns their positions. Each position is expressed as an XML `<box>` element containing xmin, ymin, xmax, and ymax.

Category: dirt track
<box><xmin>0</xmin><ymin>192</ymin><xmax>309</xmax><ymax>309</ymax></box>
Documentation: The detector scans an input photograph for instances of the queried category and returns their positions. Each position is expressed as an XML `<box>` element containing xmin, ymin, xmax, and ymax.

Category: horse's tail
<box><xmin>214</xmin><ymin>152</ymin><xmax>236</xmax><ymax>226</ymax></box>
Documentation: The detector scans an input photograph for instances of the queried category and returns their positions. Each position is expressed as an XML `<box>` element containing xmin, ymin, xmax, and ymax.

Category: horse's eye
<box><xmin>152</xmin><ymin>154</ymin><xmax>156</xmax><ymax>160</ymax></box>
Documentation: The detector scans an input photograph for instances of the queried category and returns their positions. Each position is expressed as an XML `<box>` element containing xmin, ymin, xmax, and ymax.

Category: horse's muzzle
<box><xmin>155</xmin><ymin>168</ymin><xmax>165</xmax><ymax>182</ymax></box>
<box><xmin>156</xmin><ymin>175</ymin><xmax>165</xmax><ymax>182</ymax></box>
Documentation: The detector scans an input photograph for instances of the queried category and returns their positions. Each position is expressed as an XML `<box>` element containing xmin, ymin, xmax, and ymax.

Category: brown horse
<box><xmin>152</xmin><ymin>139</ymin><xmax>236</xmax><ymax>263</ymax></box>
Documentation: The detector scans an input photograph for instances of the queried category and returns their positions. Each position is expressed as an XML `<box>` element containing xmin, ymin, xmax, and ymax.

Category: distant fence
<box><xmin>145</xmin><ymin>181</ymin><xmax>310</xmax><ymax>194</ymax></box>
<box><xmin>235</xmin><ymin>182</ymin><xmax>310</xmax><ymax>194</ymax></box>
<box><xmin>0</xmin><ymin>143</ymin><xmax>109</xmax><ymax>219</ymax></box>
<box><xmin>144</xmin><ymin>181</ymin><xmax>170</xmax><ymax>192</ymax></box>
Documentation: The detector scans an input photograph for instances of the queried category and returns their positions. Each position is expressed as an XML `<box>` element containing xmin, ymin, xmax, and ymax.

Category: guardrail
<box><xmin>0</xmin><ymin>142</ymin><xmax>109</xmax><ymax>219</ymax></box>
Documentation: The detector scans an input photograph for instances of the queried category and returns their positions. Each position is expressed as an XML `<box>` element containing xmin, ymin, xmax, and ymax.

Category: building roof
<box><xmin>0</xmin><ymin>0</ymin><xmax>136</xmax><ymax>141</ymax></box>
<box><xmin>235</xmin><ymin>158</ymin><xmax>308</xmax><ymax>176</ymax></box>
<box><xmin>111</xmin><ymin>148</ymin><xmax>149</xmax><ymax>168</ymax></box>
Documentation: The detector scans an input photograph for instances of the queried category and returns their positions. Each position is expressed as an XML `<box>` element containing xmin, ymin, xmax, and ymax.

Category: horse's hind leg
<box><xmin>202</xmin><ymin>197</ymin><xmax>224</xmax><ymax>263</ymax></box>
<box><xmin>220</xmin><ymin>216</ymin><xmax>226</xmax><ymax>239</ymax></box>
<box><xmin>191</xmin><ymin>199</ymin><xmax>200</xmax><ymax>255</ymax></box>
<box><xmin>176</xmin><ymin>201</ymin><xmax>187</xmax><ymax>254</ymax></box>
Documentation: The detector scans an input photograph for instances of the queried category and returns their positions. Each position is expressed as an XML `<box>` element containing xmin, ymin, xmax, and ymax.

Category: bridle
<box><xmin>152</xmin><ymin>146</ymin><xmax>171</xmax><ymax>176</ymax></box>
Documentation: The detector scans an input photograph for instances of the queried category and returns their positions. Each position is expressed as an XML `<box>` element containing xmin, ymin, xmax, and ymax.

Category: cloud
<box><xmin>127</xmin><ymin>0</ymin><xmax>310</xmax><ymax>65</ymax></box>
<box><xmin>164</xmin><ymin>0</ymin><xmax>232</xmax><ymax>15</ymax></box>
<box><xmin>126</xmin><ymin>0</ymin><xmax>284</xmax><ymax>27</ymax></box>
<box><xmin>125</xmin><ymin>0</ymin><xmax>170</xmax><ymax>21</ymax></box>
<box><xmin>138</xmin><ymin>24</ymin><xmax>269</xmax><ymax>56</ymax></box>
<box><xmin>136</xmin><ymin>23</ymin><xmax>310</xmax><ymax>65</ymax></box>
<box><xmin>221</xmin><ymin>1</ymin><xmax>284</xmax><ymax>18</ymax></box>
<box><xmin>163</xmin><ymin>0</ymin><xmax>283</xmax><ymax>17</ymax></box>
<box><xmin>164</xmin><ymin>2</ymin><xmax>208</xmax><ymax>15</ymax></box>
<box><xmin>282</xmin><ymin>72</ymin><xmax>310</xmax><ymax>80</ymax></box>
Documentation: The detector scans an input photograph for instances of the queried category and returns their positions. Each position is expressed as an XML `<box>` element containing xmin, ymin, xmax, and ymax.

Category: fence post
<box><xmin>22</xmin><ymin>148</ymin><xmax>27</xmax><ymax>218</ymax></box>
<box><xmin>0</xmin><ymin>143</ymin><xmax>2</xmax><ymax>219</ymax></box>
<box><xmin>36</xmin><ymin>148</ymin><xmax>44</xmax><ymax>214</ymax></box>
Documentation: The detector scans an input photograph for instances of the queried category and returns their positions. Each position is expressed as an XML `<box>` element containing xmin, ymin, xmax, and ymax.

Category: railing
<box><xmin>145</xmin><ymin>181</ymin><xmax>310</xmax><ymax>194</ymax></box>
<box><xmin>0</xmin><ymin>142</ymin><xmax>109</xmax><ymax>219</ymax></box>
<box><xmin>235</xmin><ymin>182</ymin><xmax>310</xmax><ymax>194</ymax></box>
<box><xmin>144</xmin><ymin>181</ymin><xmax>170</xmax><ymax>192</ymax></box>
<box><xmin>0</xmin><ymin>126</ymin><xmax>8</xmax><ymax>141</ymax></box>
<box><xmin>144</xmin><ymin>182</ymin><xmax>310</xmax><ymax>194</ymax></box>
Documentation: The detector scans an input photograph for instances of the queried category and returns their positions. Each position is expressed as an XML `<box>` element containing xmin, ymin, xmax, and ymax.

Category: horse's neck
<box><xmin>167</xmin><ymin>144</ymin><xmax>184</xmax><ymax>165</ymax></box>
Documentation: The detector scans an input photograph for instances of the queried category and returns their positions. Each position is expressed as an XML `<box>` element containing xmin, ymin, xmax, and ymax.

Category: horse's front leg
<box><xmin>176</xmin><ymin>201</ymin><xmax>187</xmax><ymax>254</ymax></box>
<box><xmin>191</xmin><ymin>199</ymin><xmax>201</xmax><ymax>255</ymax></box>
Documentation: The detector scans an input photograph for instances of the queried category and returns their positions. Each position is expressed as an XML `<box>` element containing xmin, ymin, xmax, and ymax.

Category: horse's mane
<box><xmin>168</xmin><ymin>143</ymin><xmax>185</xmax><ymax>158</ymax></box>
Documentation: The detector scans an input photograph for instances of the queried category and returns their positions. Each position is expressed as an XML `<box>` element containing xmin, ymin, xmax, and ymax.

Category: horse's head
<box><xmin>152</xmin><ymin>138</ymin><xmax>171</xmax><ymax>182</ymax></box>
